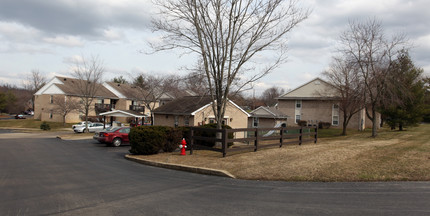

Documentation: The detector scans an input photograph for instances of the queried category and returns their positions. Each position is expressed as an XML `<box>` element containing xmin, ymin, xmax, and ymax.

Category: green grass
<box><xmin>134</xmin><ymin>124</ymin><xmax>430</xmax><ymax>181</ymax></box>
<box><xmin>0</xmin><ymin>119</ymin><xmax>73</xmax><ymax>130</ymax></box>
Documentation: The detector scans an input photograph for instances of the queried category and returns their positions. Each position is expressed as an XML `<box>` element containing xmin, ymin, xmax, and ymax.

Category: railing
<box><xmin>189</xmin><ymin>126</ymin><xmax>318</xmax><ymax>157</ymax></box>
<box><xmin>129</xmin><ymin>105</ymin><xmax>145</xmax><ymax>113</ymax></box>
<box><xmin>95</xmin><ymin>103</ymin><xmax>114</xmax><ymax>113</ymax></box>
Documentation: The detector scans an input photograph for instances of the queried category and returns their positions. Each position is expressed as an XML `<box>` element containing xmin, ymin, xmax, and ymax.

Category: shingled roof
<box><xmin>54</xmin><ymin>76</ymin><xmax>118</xmax><ymax>98</ymax></box>
<box><xmin>105</xmin><ymin>82</ymin><xmax>142</xmax><ymax>100</ymax></box>
<box><xmin>153</xmin><ymin>96</ymin><xmax>214</xmax><ymax>115</ymax></box>
<box><xmin>250</xmin><ymin>106</ymin><xmax>288</xmax><ymax>119</ymax></box>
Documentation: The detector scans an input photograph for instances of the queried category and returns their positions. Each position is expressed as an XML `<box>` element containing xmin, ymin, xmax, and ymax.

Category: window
<box><xmin>332</xmin><ymin>116</ymin><xmax>339</xmax><ymax>126</ymax></box>
<box><xmin>209</xmin><ymin>118</ymin><xmax>215</xmax><ymax>124</ymax></box>
<box><xmin>332</xmin><ymin>104</ymin><xmax>339</xmax><ymax>126</ymax></box>
<box><xmin>296</xmin><ymin>100</ymin><xmax>302</xmax><ymax>108</ymax></box>
<box><xmin>50</xmin><ymin>95</ymin><xmax>53</xmax><ymax>104</ymax></box>
<box><xmin>184</xmin><ymin>116</ymin><xmax>190</xmax><ymax>126</ymax></box>
<box><xmin>49</xmin><ymin>111</ymin><xmax>53</xmax><ymax>119</ymax></box>
<box><xmin>174</xmin><ymin>116</ymin><xmax>179</xmax><ymax>127</ymax></box>
<box><xmin>295</xmin><ymin>115</ymin><xmax>301</xmax><ymax>124</ymax></box>
<box><xmin>97</xmin><ymin>98</ymin><xmax>104</xmax><ymax>104</ymax></box>
<box><xmin>253</xmin><ymin>117</ymin><xmax>259</xmax><ymax>128</ymax></box>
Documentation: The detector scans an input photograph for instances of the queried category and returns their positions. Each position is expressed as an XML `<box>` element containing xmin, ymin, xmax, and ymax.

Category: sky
<box><xmin>0</xmin><ymin>0</ymin><xmax>429</xmax><ymax>96</ymax></box>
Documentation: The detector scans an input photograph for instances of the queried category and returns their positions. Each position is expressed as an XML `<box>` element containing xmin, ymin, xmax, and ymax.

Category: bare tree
<box><xmin>52</xmin><ymin>96</ymin><xmax>80</xmax><ymax>126</ymax></box>
<box><xmin>133</xmin><ymin>74</ymin><xmax>173</xmax><ymax>125</ymax></box>
<box><xmin>23</xmin><ymin>69</ymin><xmax>47</xmax><ymax>92</ymax></box>
<box><xmin>151</xmin><ymin>0</ymin><xmax>309</xmax><ymax>132</ymax></box>
<box><xmin>183</xmin><ymin>71</ymin><xmax>209</xmax><ymax>96</ymax></box>
<box><xmin>339</xmin><ymin>18</ymin><xmax>407</xmax><ymax>137</ymax></box>
<box><xmin>70</xmin><ymin>55</ymin><xmax>105</xmax><ymax>132</ymax></box>
<box><xmin>323</xmin><ymin>56</ymin><xmax>364</xmax><ymax>135</ymax></box>
<box><xmin>23</xmin><ymin>69</ymin><xmax>47</xmax><ymax>111</ymax></box>
<box><xmin>261</xmin><ymin>86</ymin><xmax>285</xmax><ymax>107</ymax></box>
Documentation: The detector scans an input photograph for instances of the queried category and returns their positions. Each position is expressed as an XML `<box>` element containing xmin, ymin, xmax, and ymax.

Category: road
<box><xmin>0</xmin><ymin>130</ymin><xmax>429</xmax><ymax>215</ymax></box>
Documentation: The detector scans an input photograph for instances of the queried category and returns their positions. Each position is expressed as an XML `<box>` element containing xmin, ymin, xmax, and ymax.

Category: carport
<box><xmin>99</xmin><ymin>110</ymin><xmax>148</xmax><ymax>128</ymax></box>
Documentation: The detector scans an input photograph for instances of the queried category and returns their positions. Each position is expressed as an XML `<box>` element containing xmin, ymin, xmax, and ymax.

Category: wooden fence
<box><xmin>189</xmin><ymin>126</ymin><xmax>318</xmax><ymax>157</ymax></box>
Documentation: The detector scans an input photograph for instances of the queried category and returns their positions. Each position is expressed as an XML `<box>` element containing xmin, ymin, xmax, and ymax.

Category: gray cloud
<box><xmin>0</xmin><ymin>0</ymin><xmax>152</xmax><ymax>38</ymax></box>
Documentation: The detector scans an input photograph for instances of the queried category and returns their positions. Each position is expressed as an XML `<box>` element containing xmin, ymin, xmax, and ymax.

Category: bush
<box><xmin>40</xmin><ymin>121</ymin><xmax>51</xmax><ymax>130</ymax></box>
<box><xmin>162</xmin><ymin>127</ymin><xmax>183</xmax><ymax>152</ymax></box>
<box><xmin>297</xmin><ymin>120</ymin><xmax>307</xmax><ymax>127</ymax></box>
<box><xmin>318</xmin><ymin>122</ymin><xmax>331</xmax><ymax>129</ymax></box>
<box><xmin>129</xmin><ymin>126</ymin><xmax>183</xmax><ymax>155</ymax></box>
<box><xmin>194</xmin><ymin>123</ymin><xmax>234</xmax><ymax>148</ymax></box>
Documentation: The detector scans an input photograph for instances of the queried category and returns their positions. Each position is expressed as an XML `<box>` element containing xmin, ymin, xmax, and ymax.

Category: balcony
<box><xmin>95</xmin><ymin>103</ymin><xmax>114</xmax><ymax>114</ymax></box>
<box><xmin>129</xmin><ymin>105</ymin><xmax>145</xmax><ymax>113</ymax></box>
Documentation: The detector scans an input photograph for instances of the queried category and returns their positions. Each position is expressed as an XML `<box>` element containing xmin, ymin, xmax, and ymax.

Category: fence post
<box><xmin>254</xmin><ymin>128</ymin><xmax>259</xmax><ymax>152</ymax></box>
<box><xmin>299</xmin><ymin>127</ymin><xmax>303</xmax><ymax>145</ymax></box>
<box><xmin>190</xmin><ymin>127</ymin><xmax>194</xmax><ymax>155</ymax></box>
<box><xmin>314</xmin><ymin>126</ymin><xmax>318</xmax><ymax>144</ymax></box>
<box><xmin>222</xmin><ymin>128</ymin><xmax>227</xmax><ymax>157</ymax></box>
<box><xmin>279</xmin><ymin>127</ymin><xmax>283</xmax><ymax>148</ymax></box>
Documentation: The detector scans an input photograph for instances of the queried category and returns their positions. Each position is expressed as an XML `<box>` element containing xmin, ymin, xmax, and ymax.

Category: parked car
<box><xmin>93</xmin><ymin>126</ymin><xmax>117</xmax><ymax>143</ymax></box>
<box><xmin>24</xmin><ymin>110</ymin><xmax>34</xmax><ymax>115</ymax></box>
<box><xmin>93</xmin><ymin>127</ymin><xmax>130</xmax><ymax>147</ymax></box>
<box><xmin>15</xmin><ymin>114</ymin><xmax>26</xmax><ymax>119</ymax></box>
<box><xmin>74</xmin><ymin>122</ymin><xmax>107</xmax><ymax>133</ymax></box>
<box><xmin>72</xmin><ymin>121</ymin><xmax>92</xmax><ymax>129</ymax></box>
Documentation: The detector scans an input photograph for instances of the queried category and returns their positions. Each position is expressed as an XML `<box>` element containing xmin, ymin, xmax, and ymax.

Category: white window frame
<box><xmin>253</xmin><ymin>117</ymin><xmax>259</xmax><ymax>128</ymax></box>
<box><xmin>295</xmin><ymin>115</ymin><xmax>301</xmax><ymax>124</ymax></box>
<box><xmin>332</xmin><ymin>104</ymin><xmax>339</xmax><ymax>126</ymax></box>
<box><xmin>295</xmin><ymin>100</ymin><xmax>302</xmax><ymax>109</ymax></box>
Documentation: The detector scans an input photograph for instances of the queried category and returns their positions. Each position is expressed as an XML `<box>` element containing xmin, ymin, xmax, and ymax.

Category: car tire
<box><xmin>112</xmin><ymin>138</ymin><xmax>122</xmax><ymax>147</ymax></box>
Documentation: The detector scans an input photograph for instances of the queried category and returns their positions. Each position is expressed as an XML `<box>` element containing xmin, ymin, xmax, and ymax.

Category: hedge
<box><xmin>129</xmin><ymin>126</ymin><xmax>183</xmax><ymax>155</ymax></box>
<box><xmin>193</xmin><ymin>123</ymin><xmax>234</xmax><ymax>148</ymax></box>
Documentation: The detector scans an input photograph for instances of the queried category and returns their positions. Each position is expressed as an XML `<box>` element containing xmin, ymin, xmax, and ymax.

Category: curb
<box><xmin>124</xmin><ymin>154</ymin><xmax>236</xmax><ymax>179</ymax></box>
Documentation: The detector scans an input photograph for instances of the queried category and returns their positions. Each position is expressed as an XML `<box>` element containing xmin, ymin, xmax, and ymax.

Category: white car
<box><xmin>72</xmin><ymin>121</ymin><xmax>92</xmax><ymax>129</ymax></box>
<box><xmin>73</xmin><ymin>122</ymin><xmax>108</xmax><ymax>133</ymax></box>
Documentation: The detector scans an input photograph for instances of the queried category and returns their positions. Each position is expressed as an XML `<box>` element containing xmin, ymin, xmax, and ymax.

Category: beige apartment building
<box><xmin>276</xmin><ymin>78</ymin><xmax>379</xmax><ymax>130</ymax></box>
<box><xmin>153</xmin><ymin>96</ymin><xmax>250</xmax><ymax>129</ymax></box>
<box><xmin>34</xmin><ymin>76</ymin><xmax>183</xmax><ymax>124</ymax></box>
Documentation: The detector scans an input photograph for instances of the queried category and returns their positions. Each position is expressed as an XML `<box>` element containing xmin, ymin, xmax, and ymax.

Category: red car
<box><xmin>93</xmin><ymin>127</ymin><xmax>130</xmax><ymax>147</ymax></box>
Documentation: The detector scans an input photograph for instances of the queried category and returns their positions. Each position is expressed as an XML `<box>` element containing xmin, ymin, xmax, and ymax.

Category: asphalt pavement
<box><xmin>0</xmin><ymin>130</ymin><xmax>429</xmax><ymax>215</ymax></box>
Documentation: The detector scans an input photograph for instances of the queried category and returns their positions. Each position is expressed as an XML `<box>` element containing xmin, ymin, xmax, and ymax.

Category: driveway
<box><xmin>0</xmin><ymin>130</ymin><xmax>429</xmax><ymax>215</ymax></box>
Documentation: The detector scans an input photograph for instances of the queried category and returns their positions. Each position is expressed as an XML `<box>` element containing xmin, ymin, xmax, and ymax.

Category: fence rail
<box><xmin>189</xmin><ymin>126</ymin><xmax>318</xmax><ymax>157</ymax></box>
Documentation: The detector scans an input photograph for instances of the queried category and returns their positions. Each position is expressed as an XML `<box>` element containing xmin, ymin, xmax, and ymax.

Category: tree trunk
<box><xmin>371</xmin><ymin>109</ymin><xmax>378</xmax><ymax>137</ymax></box>
<box><xmin>399</xmin><ymin>123</ymin><xmax>403</xmax><ymax>131</ymax></box>
<box><xmin>341</xmin><ymin>121</ymin><xmax>347</xmax><ymax>136</ymax></box>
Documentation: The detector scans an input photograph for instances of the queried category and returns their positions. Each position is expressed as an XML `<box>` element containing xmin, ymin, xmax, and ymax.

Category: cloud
<box><xmin>63</xmin><ymin>55</ymin><xmax>85</xmax><ymax>65</ymax></box>
<box><xmin>43</xmin><ymin>36</ymin><xmax>84</xmax><ymax>47</ymax></box>
<box><xmin>0</xmin><ymin>21</ymin><xmax>41</xmax><ymax>42</ymax></box>
<box><xmin>0</xmin><ymin>0</ymin><xmax>152</xmax><ymax>38</ymax></box>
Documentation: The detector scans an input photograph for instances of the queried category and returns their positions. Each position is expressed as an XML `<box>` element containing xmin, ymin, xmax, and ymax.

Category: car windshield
<box><xmin>106</xmin><ymin>127</ymin><xmax>120</xmax><ymax>132</ymax></box>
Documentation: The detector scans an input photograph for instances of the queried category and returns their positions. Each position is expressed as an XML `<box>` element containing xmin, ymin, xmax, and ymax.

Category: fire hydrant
<box><xmin>179</xmin><ymin>138</ymin><xmax>187</xmax><ymax>155</ymax></box>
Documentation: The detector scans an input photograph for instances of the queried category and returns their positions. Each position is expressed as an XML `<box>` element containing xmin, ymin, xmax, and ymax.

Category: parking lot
<box><xmin>1</xmin><ymin>130</ymin><xmax>430</xmax><ymax>215</ymax></box>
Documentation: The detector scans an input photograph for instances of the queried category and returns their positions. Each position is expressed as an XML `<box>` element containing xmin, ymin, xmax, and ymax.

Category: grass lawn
<box><xmin>0</xmin><ymin>118</ymin><xmax>74</xmax><ymax>131</ymax></box>
<box><xmin>132</xmin><ymin>124</ymin><xmax>430</xmax><ymax>181</ymax></box>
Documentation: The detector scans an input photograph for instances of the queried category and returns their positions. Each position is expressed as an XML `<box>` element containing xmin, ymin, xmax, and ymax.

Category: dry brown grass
<box><xmin>132</xmin><ymin>124</ymin><xmax>430</xmax><ymax>181</ymax></box>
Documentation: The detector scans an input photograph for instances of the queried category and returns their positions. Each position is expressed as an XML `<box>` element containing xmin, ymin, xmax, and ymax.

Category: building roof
<box><xmin>104</xmin><ymin>82</ymin><xmax>142</xmax><ymax>100</ymax></box>
<box><xmin>153</xmin><ymin>96</ymin><xmax>250</xmax><ymax>117</ymax></box>
<box><xmin>153</xmin><ymin>96</ymin><xmax>214</xmax><ymax>115</ymax></box>
<box><xmin>250</xmin><ymin>106</ymin><xmax>288</xmax><ymax>119</ymax></box>
<box><xmin>277</xmin><ymin>77</ymin><xmax>338</xmax><ymax>100</ymax></box>
<box><xmin>99</xmin><ymin>109</ymin><xmax>147</xmax><ymax>118</ymax></box>
<box><xmin>35</xmin><ymin>76</ymin><xmax>118</xmax><ymax>98</ymax></box>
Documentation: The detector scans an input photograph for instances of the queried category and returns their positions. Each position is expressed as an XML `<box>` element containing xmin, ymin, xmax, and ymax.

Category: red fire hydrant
<box><xmin>179</xmin><ymin>138</ymin><xmax>187</xmax><ymax>155</ymax></box>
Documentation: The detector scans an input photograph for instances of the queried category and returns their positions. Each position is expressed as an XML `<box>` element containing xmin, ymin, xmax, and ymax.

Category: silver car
<box><xmin>73</xmin><ymin>122</ymin><xmax>108</xmax><ymax>133</ymax></box>
<box><xmin>72</xmin><ymin>121</ymin><xmax>92</xmax><ymax>129</ymax></box>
